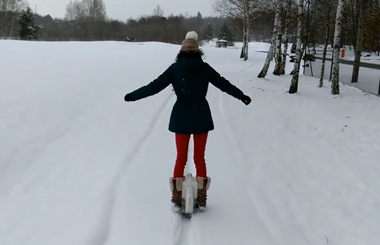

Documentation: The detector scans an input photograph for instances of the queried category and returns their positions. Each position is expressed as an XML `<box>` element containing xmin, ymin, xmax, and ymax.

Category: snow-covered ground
<box><xmin>1</xmin><ymin>40</ymin><xmax>380</xmax><ymax>245</ymax></box>
<box><xmin>304</xmin><ymin>59</ymin><xmax>380</xmax><ymax>95</ymax></box>
<box><xmin>301</xmin><ymin>46</ymin><xmax>380</xmax><ymax>95</ymax></box>
<box><xmin>314</xmin><ymin>46</ymin><xmax>380</xmax><ymax>65</ymax></box>
<box><xmin>343</xmin><ymin>54</ymin><xmax>380</xmax><ymax>65</ymax></box>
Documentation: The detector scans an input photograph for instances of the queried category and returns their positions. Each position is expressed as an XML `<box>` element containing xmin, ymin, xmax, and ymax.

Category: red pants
<box><xmin>173</xmin><ymin>133</ymin><xmax>208</xmax><ymax>178</ymax></box>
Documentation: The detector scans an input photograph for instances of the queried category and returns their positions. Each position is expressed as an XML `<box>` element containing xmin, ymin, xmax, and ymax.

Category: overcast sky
<box><xmin>27</xmin><ymin>0</ymin><xmax>217</xmax><ymax>20</ymax></box>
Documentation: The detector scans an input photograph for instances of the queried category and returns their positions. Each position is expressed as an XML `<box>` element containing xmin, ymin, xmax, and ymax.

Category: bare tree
<box><xmin>273</xmin><ymin>0</ymin><xmax>285</xmax><ymax>75</ymax></box>
<box><xmin>152</xmin><ymin>4</ymin><xmax>164</xmax><ymax>17</ymax></box>
<box><xmin>317</xmin><ymin>0</ymin><xmax>336</xmax><ymax>87</ymax></box>
<box><xmin>363</xmin><ymin>2</ymin><xmax>380</xmax><ymax>55</ymax></box>
<box><xmin>257</xmin><ymin>0</ymin><xmax>282</xmax><ymax>78</ymax></box>
<box><xmin>279</xmin><ymin>0</ymin><xmax>292</xmax><ymax>75</ymax></box>
<box><xmin>331</xmin><ymin>0</ymin><xmax>345</xmax><ymax>95</ymax></box>
<box><xmin>214</xmin><ymin>0</ymin><xmax>258</xmax><ymax>60</ymax></box>
<box><xmin>65</xmin><ymin>1</ymin><xmax>78</xmax><ymax>21</ymax></box>
<box><xmin>64</xmin><ymin>0</ymin><xmax>107</xmax><ymax>40</ymax></box>
<box><xmin>342</xmin><ymin>0</ymin><xmax>359</xmax><ymax>49</ymax></box>
<box><xmin>288</xmin><ymin>0</ymin><xmax>303</xmax><ymax>94</ymax></box>
<box><xmin>82</xmin><ymin>0</ymin><xmax>106</xmax><ymax>21</ymax></box>
<box><xmin>0</xmin><ymin>0</ymin><xmax>27</xmax><ymax>37</ymax></box>
<box><xmin>351</xmin><ymin>0</ymin><xmax>367</xmax><ymax>83</ymax></box>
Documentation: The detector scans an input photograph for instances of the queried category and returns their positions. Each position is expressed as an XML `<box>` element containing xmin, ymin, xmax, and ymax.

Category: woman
<box><xmin>124</xmin><ymin>31</ymin><xmax>251</xmax><ymax>208</ymax></box>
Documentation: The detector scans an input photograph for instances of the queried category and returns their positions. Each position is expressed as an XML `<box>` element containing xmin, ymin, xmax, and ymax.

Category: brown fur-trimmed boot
<box><xmin>170</xmin><ymin>177</ymin><xmax>183</xmax><ymax>207</ymax></box>
<box><xmin>196</xmin><ymin>177</ymin><xmax>211</xmax><ymax>208</ymax></box>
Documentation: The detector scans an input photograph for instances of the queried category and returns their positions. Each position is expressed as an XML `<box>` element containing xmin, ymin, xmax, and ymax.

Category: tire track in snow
<box><xmin>87</xmin><ymin>93</ymin><xmax>174</xmax><ymax>245</ymax></box>
<box><xmin>173</xmin><ymin>216</ymin><xmax>188</xmax><ymax>245</ymax></box>
<box><xmin>217</xmin><ymin>92</ymin><xmax>277</xmax><ymax>242</ymax></box>
<box><xmin>173</xmin><ymin>216</ymin><xmax>201</xmax><ymax>245</ymax></box>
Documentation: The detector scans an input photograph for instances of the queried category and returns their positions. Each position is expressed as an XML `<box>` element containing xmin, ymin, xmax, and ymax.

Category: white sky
<box><xmin>27</xmin><ymin>0</ymin><xmax>217</xmax><ymax>20</ymax></box>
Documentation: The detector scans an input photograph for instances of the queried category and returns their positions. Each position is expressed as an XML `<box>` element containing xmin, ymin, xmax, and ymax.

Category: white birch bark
<box><xmin>288</xmin><ymin>0</ymin><xmax>303</xmax><ymax>94</ymax></box>
<box><xmin>215</xmin><ymin>0</ymin><xmax>256</xmax><ymax>60</ymax></box>
<box><xmin>244</xmin><ymin>15</ymin><xmax>249</xmax><ymax>61</ymax></box>
<box><xmin>273</xmin><ymin>0</ymin><xmax>284</xmax><ymax>75</ymax></box>
<box><xmin>242</xmin><ymin>11</ymin><xmax>249</xmax><ymax>60</ymax></box>
<box><xmin>280</xmin><ymin>0</ymin><xmax>291</xmax><ymax>75</ymax></box>
<box><xmin>258</xmin><ymin>0</ymin><xmax>281</xmax><ymax>78</ymax></box>
<box><xmin>331</xmin><ymin>0</ymin><xmax>345</xmax><ymax>95</ymax></box>
<box><xmin>242</xmin><ymin>1</ymin><xmax>250</xmax><ymax>61</ymax></box>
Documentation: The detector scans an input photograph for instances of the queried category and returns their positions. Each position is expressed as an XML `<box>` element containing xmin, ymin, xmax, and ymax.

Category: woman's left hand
<box><xmin>124</xmin><ymin>94</ymin><xmax>132</xmax><ymax>102</ymax></box>
<box><xmin>241</xmin><ymin>95</ymin><xmax>251</xmax><ymax>105</ymax></box>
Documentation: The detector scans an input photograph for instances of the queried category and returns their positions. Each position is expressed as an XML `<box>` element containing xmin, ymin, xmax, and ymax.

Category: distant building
<box><xmin>216</xmin><ymin>40</ymin><xmax>228</xmax><ymax>48</ymax></box>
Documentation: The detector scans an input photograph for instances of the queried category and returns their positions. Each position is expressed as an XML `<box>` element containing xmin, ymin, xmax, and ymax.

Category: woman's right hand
<box><xmin>124</xmin><ymin>94</ymin><xmax>132</xmax><ymax>102</ymax></box>
<box><xmin>241</xmin><ymin>95</ymin><xmax>251</xmax><ymax>105</ymax></box>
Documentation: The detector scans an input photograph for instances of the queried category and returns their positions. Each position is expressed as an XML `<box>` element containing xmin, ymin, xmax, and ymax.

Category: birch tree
<box><xmin>242</xmin><ymin>1</ymin><xmax>250</xmax><ymax>60</ymax></box>
<box><xmin>214</xmin><ymin>0</ymin><xmax>258</xmax><ymax>60</ymax></box>
<box><xmin>288</xmin><ymin>0</ymin><xmax>303</xmax><ymax>94</ymax></box>
<box><xmin>65</xmin><ymin>0</ymin><xmax>107</xmax><ymax>40</ymax></box>
<box><xmin>257</xmin><ymin>0</ymin><xmax>282</xmax><ymax>78</ymax></box>
<box><xmin>317</xmin><ymin>0</ymin><xmax>336</xmax><ymax>87</ymax></box>
<box><xmin>65</xmin><ymin>0</ymin><xmax>106</xmax><ymax>21</ymax></box>
<box><xmin>279</xmin><ymin>0</ymin><xmax>292</xmax><ymax>75</ymax></box>
<box><xmin>65</xmin><ymin>1</ymin><xmax>79</xmax><ymax>20</ymax></box>
<box><xmin>351</xmin><ymin>0</ymin><xmax>367</xmax><ymax>83</ymax></box>
<box><xmin>152</xmin><ymin>5</ymin><xmax>164</xmax><ymax>17</ymax></box>
<box><xmin>273</xmin><ymin>0</ymin><xmax>285</xmax><ymax>75</ymax></box>
<box><xmin>82</xmin><ymin>0</ymin><xmax>106</xmax><ymax>21</ymax></box>
<box><xmin>331</xmin><ymin>0</ymin><xmax>345</xmax><ymax>95</ymax></box>
<box><xmin>0</xmin><ymin>0</ymin><xmax>26</xmax><ymax>37</ymax></box>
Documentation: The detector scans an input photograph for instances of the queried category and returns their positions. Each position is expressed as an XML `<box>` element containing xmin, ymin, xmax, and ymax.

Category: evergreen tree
<box><xmin>18</xmin><ymin>7</ymin><xmax>41</xmax><ymax>41</ymax></box>
<box><xmin>204</xmin><ymin>23</ymin><xmax>213</xmax><ymax>41</ymax></box>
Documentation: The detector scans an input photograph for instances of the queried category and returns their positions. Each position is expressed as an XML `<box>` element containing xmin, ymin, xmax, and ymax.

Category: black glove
<box><xmin>241</xmin><ymin>95</ymin><xmax>251</xmax><ymax>105</ymax></box>
<box><xmin>124</xmin><ymin>93</ymin><xmax>132</xmax><ymax>102</ymax></box>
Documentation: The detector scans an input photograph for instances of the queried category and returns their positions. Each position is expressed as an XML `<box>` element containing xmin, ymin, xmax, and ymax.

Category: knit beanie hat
<box><xmin>180</xmin><ymin>31</ymin><xmax>200</xmax><ymax>52</ymax></box>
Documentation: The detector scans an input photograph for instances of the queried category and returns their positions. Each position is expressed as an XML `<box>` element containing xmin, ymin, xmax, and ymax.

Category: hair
<box><xmin>175</xmin><ymin>50</ymin><xmax>204</xmax><ymax>62</ymax></box>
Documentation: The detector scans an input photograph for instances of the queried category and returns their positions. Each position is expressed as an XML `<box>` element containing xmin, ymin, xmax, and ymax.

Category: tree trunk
<box><xmin>331</xmin><ymin>0</ymin><xmax>345</xmax><ymax>95</ymax></box>
<box><xmin>258</xmin><ymin>1</ymin><xmax>281</xmax><ymax>78</ymax></box>
<box><xmin>240</xmin><ymin>44</ymin><xmax>245</xmax><ymax>58</ymax></box>
<box><xmin>243</xmin><ymin>2</ymin><xmax>250</xmax><ymax>61</ymax></box>
<box><xmin>244</xmin><ymin>21</ymin><xmax>249</xmax><ymax>61</ymax></box>
<box><xmin>273</xmin><ymin>1</ymin><xmax>284</xmax><ymax>75</ymax></box>
<box><xmin>9</xmin><ymin>17</ymin><xmax>15</xmax><ymax>38</ymax></box>
<box><xmin>280</xmin><ymin>0</ymin><xmax>291</xmax><ymax>75</ymax></box>
<box><xmin>289</xmin><ymin>0</ymin><xmax>303</xmax><ymax>94</ymax></box>
<box><xmin>351</xmin><ymin>0</ymin><xmax>366</xmax><ymax>83</ymax></box>
<box><xmin>240</xmin><ymin>19</ymin><xmax>246</xmax><ymax>58</ymax></box>
<box><xmin>240</xmin><ymin>16</ymin><xmax>249</xmax><ymax>60</ymax></box>
<box><xmin>258</xmin><ymin>44</ymin><xmax>274</xmax><ymax>78</ymax></box>
<box><xmin>319</xmin><ymin>6</ymin><xmax>332</xmax><ymax>87</ymax></box>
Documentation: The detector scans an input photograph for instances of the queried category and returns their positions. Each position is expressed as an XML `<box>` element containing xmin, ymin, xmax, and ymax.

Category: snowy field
<box><xmin>1</xmin><ymin>40</ymin><xmax>380</xmax><ymax>245</ymax></box>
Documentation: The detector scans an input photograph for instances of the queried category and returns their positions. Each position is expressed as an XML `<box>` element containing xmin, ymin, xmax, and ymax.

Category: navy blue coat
<box><xmin>128</xmin><ymin>55</ymin><xmax>245</xmax><ymax>134</ymax></box>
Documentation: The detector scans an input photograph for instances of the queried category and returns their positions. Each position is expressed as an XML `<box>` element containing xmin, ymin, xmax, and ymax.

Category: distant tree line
<box><xmin>0</xmin><ymin>1</ymin><xmax>276</xmax><ymax>43</ymax></box>
<box><xmin>1</xmin><ymin>0</ymin><xmax>379</xmax><ymax>60</ymax></box>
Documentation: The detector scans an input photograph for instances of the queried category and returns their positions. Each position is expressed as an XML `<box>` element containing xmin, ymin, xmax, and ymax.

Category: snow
<box><xmin>304</xmin><ymin>47</ymin><xmax>380</xmax><ymax>95</ymax></box>
<box><xmin>314</xmin><ymin>46</ymin><xmax>380</xmax><ymax>65</ymax></box>
<box><xmin>304</xmin><ymin>58</ymin><xmax>380</xmax><ymax>95</ymax></box>
<box><xmin>1</xmin><ymin>40</ymin><xmax>380</xmax><ymax>245</ymax></box>
<box><xmin>343</xmin><ymin>54</ymin><xmax>380</xmax><ymax>65</ymax></box>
